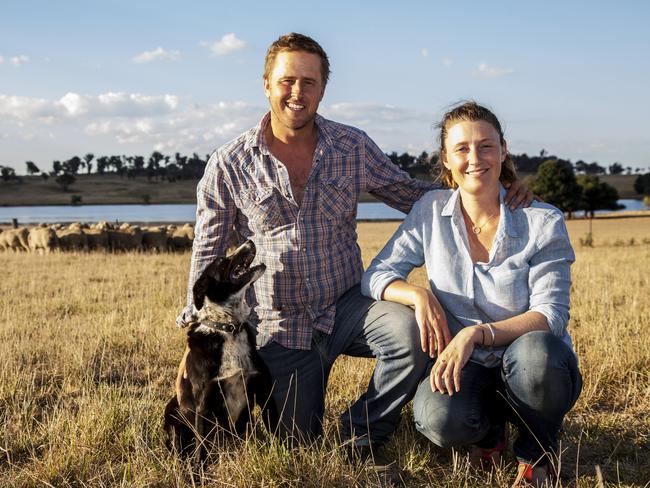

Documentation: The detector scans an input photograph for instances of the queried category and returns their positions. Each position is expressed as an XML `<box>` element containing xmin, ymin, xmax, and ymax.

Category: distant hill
<box><xmin>0</xmin><ymin>172</ymin><xmax>643</xmax><ymax>206</ymax></box>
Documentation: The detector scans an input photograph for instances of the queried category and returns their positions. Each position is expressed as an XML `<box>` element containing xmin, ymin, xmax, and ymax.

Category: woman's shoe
<box><xmin>511</xmin><ymin>461</ymin><xmax>553</xmax><ymax>487</ymax></box>
<box><xmin>469</xmin><ymin>424</ymin><xmax>508</xmax><ymax>470</ymax></box>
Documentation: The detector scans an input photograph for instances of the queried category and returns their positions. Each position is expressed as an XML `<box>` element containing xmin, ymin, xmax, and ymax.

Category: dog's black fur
<box><xmin>163</xmin><ymin>240</ymin><xmax>275</xmax><ymax>464</ymax></box>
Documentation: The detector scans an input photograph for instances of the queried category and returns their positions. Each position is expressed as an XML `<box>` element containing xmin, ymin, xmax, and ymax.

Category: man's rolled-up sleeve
<box><xmin>528</xmin><ymin>211</ymin><xmax>575</xmax><ymax>336</ymax></box>
<box><xmin>176</xmin><ymin>152</ymin><xmax>236</xmax><ymax>326</ymax></box>
<box><xmin>363</xmin><ymin>135</ymin><xmax>437</xmax><ymax>214</ymax></box>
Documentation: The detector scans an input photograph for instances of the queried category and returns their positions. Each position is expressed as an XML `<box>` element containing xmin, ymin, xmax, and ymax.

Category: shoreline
<box><xmin>2</xmin><ymin>210</ymin><xmax>649</xmax><ymax>228</ymax></box>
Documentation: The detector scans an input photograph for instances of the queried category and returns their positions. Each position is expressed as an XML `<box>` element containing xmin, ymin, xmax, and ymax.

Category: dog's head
<box><xmin>189</xmin><ymin>240</ymin><xmax>265</xmax><ymax>326</ymax></box>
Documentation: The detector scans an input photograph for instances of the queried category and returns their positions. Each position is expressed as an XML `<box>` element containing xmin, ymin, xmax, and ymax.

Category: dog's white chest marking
<box><xmin>219</xmin><ymin>332</ymin><xmax>255</xmax><ymax>379</ymax></box>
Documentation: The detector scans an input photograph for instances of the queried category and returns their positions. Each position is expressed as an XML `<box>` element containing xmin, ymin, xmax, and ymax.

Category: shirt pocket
<box><xmin>242</xmin><ymin>187</ymin><xmax>291</xmax><ymax>232</ymax></box>
<box><xmin>318</xmin><ymin>176</ymin><xmax>355</xmax><ymax>222</ymax></box>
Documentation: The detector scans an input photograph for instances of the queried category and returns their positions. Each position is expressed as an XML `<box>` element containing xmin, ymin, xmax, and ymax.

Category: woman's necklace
<box><xmin>470</xmin><ymin>211</ymin><xmax>499</xmax><ymax>235</ymax></box>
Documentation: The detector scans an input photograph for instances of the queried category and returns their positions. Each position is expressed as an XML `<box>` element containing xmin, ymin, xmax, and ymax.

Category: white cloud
<box><xmin>132</xmin><ymin>47</ymin><xmax>180</xmax><ymax>64</ymax></box>
<box><xmin>0</xmin><ymin>92</ymin><xmax>180</xmax><ymax>121</ymax></box>
<box><xmin>201</xmin><ymin>33</ymin><xmax>246</xmax><ymax>56</ymax></box>
<box><xmin>442</xmin><ymin>57</ymin><xmax>453</xmax><ymax>67</ymax></box>
<box><xmin>472</xmin><ymin>62</ymin><xmax>514</xmax><ymax>79</ymax></box>
<box><xmin>322</xmin><ymin>102</ymin><xmax>431</xmax><ymax>125</ymax></box>
<box><xmin>0</xmin><ymin>55</ymin><xmax>4</xmax><ymax>64</ymax></box>
<box><xmin>421</xmin><ymin>48</ymin><xmax>429</xmax><ymax>58</ymax></box>
<box><xmin>10</xmin><ymin>55</ymin><xmax>29</xmax><ymax>66</ymax></box>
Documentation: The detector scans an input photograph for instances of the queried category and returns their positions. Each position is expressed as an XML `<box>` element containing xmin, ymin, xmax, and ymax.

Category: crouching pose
<box><xmin>361</xmin><ymin>102</ymin><xmax>582</xmax><ymax>487</ymax></box>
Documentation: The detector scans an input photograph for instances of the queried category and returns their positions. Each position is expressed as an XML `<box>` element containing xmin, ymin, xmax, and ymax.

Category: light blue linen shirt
<box><xmin>361</xmin><ymin>186</ymin><xmax>575</xmax><ymax>368</ymax></box>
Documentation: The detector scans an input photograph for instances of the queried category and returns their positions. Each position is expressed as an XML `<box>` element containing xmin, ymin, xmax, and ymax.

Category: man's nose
<box><xmin>291</xmin><ymin>81</ymin><xmax>304</xmax><ymax>97</ymax></box>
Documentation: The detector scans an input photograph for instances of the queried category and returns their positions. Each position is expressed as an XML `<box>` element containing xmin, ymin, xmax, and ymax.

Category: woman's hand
<box><xmin>430</xmin><ymin>326</ymin><xmax>481</xmax><ymax>395</ymax></box>
<box><xmin>412</xmin><ymin>287</ymin><xmax>452</xmax><ymax>357</ymax></box>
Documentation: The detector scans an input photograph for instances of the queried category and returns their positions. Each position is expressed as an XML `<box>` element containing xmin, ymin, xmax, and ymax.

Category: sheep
<box><xmin>0</xmin><ymin>227</ymin><xmax>30</xmax><ymax>251</ymax></box>
<box><xmin>142</xmin><ymin>226</ymin><xmax>171</xmax><ymax>252</ymax></box>
<box><xmin>56</xmin><ymin>226</ymin><xmax>88</xmax><ymax>251</ymax></box>
<box><xmin>108</xmin><ymin>224</ymin><xmax>143</xmax><ymax>251</ymax></box>
<box><xmin>84</xmin><ymin>227</ymin><xmax>109</xmax><ymax>251</ymax></box>
<box><xmin>169</xmin><ymin>223</ymin><xmax>194</xmax><ymax>251</ymax></box>
<box><xmin>28</xmin><ymin>226</ymin><xmax>59</xmax><ymax>253</ymax></box>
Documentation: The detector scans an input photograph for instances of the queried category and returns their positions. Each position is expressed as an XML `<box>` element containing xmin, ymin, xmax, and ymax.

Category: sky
<box><xmin>1</xmin><ymin>0</ymin><xmax>649</xmax><ymax>174</ymax></box>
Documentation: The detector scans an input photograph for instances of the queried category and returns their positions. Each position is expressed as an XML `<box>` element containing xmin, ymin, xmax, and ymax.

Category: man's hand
<box><xmin>430</xmin><ymin>326</ymin><xmax>479</xmax><ymax>395</ymax></box>
<box><xmin>175</xmin><ymin>305</ymin><xmax>198</xmax><ymax>328</ymax></box>
<box><xmin>412</xmin><ymin>288</ymin><xmax>452</xmax><ymax>357</ymax></box>
<box><xmin>503</xmin><ymin>178</ymin><xmax>536</xmax><ymax>210</ymax></box>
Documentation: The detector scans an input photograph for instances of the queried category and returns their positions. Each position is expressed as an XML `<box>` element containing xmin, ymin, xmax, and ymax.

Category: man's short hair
<box><xmin>264</xmin><ymin>33</ymin><xmax>331</xmax><ymax>87</ymax></box>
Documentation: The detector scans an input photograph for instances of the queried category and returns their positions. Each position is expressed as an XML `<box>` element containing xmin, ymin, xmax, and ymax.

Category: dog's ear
<box><xmin>192</xmin><ymin>258</ymin><xmax>224</xmax><ymax>310</ymax></box>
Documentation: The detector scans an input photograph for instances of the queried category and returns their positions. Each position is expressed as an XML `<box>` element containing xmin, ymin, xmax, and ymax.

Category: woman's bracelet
<box><xmin>485</xmin><ymin>323</ymin><xmax>496</xmax><ymax>350</ymax></box>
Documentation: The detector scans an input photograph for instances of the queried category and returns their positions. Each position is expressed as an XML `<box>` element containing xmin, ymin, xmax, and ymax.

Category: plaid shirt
<box><xmin>179</xmin><ymin>113</ymin><xmax>437</xmax><ymax>349</ymax></box>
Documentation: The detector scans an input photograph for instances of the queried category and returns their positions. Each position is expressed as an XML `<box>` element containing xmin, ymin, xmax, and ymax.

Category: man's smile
<box><xmin>286</xmin><ymin>101</ymin><xmax>305</xmax><ymax>111</ymax></box>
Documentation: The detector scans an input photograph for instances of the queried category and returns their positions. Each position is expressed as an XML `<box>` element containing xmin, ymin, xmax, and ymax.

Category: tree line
<box><xmin>1</xmin><ymin>150</ymin><xmax>649</xmax><ymax>211</ymax></box>
<box><xmin>1</xmin><ymin>151</ymin><xmax>211</xmax><ymax>191</ymax></box>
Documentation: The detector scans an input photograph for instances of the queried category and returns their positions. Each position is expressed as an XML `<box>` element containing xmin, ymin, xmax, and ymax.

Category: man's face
<box><xmin>263</xmin><ymin>50</ymin><xmax>325</xmax><ymax>133</ymax></box>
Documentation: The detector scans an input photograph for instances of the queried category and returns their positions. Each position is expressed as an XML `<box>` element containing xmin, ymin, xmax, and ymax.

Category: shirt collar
<box><xmin>441</xmin><ymin>184</ymin><xmax>519</xmax><ymax>238</ymax></box>
<box><xmin>243</xmin><ymin>112</ymin><xmax>336</xmax><ymax>153</ymax></box>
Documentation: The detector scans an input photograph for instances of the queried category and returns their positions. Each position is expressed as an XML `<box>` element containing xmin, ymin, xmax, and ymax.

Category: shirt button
<box><xmin>302</xmin><ymin>247</ymin><xmax>307</xmax><ymax>251</ymax></box>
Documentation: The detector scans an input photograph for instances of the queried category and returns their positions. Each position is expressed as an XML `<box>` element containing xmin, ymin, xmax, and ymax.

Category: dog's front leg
<box><xmin>194</xmin><ymin>408</ymin><xmax>207</xmax><ymax>468</ymax></box>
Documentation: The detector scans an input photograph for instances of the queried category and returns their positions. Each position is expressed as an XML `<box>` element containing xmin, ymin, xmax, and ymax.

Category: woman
<box><xmin>361</xmin><ymin>102</ymin><xmax>582</xmax><ymax>486</ymax></box>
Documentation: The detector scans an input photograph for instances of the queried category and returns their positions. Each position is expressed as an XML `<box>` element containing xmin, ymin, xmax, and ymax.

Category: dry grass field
<box><xmin>1</xmin><ymin>217</ymin><xmax>649</xmax><ymax>487</ymax></box>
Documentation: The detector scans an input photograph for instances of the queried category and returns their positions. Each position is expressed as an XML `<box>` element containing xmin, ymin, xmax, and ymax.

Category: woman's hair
<box><xmin>434</xmin><ymin>101</ymin><xmax>517</xmax><ymax>189</ymax></box>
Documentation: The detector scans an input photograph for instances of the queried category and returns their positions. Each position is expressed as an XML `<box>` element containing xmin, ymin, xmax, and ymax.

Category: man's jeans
<box><xmin>413</xmin><ymin>331</ymin><xmax>582</xmax><ymax>463</ymax></box>
<box><xmin>256</xmin><ymin>284</ymin><xmax>429</xmax><ymax>446</ymax></box>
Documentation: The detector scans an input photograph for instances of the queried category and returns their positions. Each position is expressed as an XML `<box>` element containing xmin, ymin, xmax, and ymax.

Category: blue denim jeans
<box><xmin>256</xmin><ymin>284</ymin><xmax>429</xmax><ymax>446</ymax></box>
<box><xmin>413</xmin><ymin>331</ymin><xmax>582</xmax><ymax>463</ymax></box>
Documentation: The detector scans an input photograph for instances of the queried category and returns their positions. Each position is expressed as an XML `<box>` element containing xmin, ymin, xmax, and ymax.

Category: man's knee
<box><xmin>373</xmin><ymin>301</ymin><xmax>429</xmax><ymax>373</ymax></box>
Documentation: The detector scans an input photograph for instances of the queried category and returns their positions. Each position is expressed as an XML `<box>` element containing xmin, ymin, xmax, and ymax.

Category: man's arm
<box><xmin>363</xmin><ymin>135</ymin><xmax>438</xmax><ymax>214</ymax></box>
<box><xmin>176</xmin><ymin>152</ymin><xmax>236</xmax><ymax>327</ymax></box>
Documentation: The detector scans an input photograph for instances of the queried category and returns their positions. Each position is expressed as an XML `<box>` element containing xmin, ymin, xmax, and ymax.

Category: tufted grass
<box><xmin>1</xmin><ymin>217</ymin><xmax>649</xmax><ymax>487</ymax></box>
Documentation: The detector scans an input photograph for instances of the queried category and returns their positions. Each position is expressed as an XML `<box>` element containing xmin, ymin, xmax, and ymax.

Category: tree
<box><xmin>55</xmin><ymin>173</ymin><xmax>76</xmax><ymax>191</ymax></box>
<box><xmin>84</xmin><ymin>153</ymin><xmax>94</xmax><ymax>174</ymax></box>
<box><xmin>62</xmin><ymin>156</ymin><xmax>82</xmax><ymax>175</ymax></box>
<box><xmin>530</xmin><ymin>159</ymin><xmax>582</xmax><ymax>217</ymax></box>
<box><xmin>96</xmin><ymin>156</ymin><xmax>109</xmax><ymax>174</ymax></box>
<box><xmin>577</xmin><ymin>175</ymin><xmax>622</xmax><ymax>218</ymax></box>
<box><xmin>1</xmin><ymin>166</ymin><xmax>17</xmax><ymax>182</ymax></box>
<box><xmin>51</xmin><ymin>160</ymin><xmax>62</xmax><ymax>176</ymax></box>
<box><xmin>608</xmin><ymin>162</ymin><xmax>624</xmax><ymax>175</ymax></box>
<box><xmin>40</xmin><ymin>172</ymin><xmax>49</xmax><ymax>181</ymax></box>
<box><xmin>26</xmin><ymin>161</ymin><xmax>40</xmax><ymax>175</ymax></box>
<box><xmin>634</xmin><ymin>173</ymin><xmax>650</xmax><ymax>195</ymax></box>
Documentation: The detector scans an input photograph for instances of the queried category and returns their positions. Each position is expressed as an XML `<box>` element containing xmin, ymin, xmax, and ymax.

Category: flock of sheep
<box><xmin>0</xmin><ymin>222</ymin><xmax>195</xmax><ymax>253</ymax></box>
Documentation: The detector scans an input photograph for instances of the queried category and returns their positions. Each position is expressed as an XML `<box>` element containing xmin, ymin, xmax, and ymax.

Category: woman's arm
<box><xmin>361</xmin><ymin>193</ymin><xmax>451</xmax><ymax>357</ymax></box>
<box><xmin>382</xmin><ymin>280</ymin><xmax>452</xmax><ymax>358</ymax></box>
<box><xmin>430</xmin><ymin>311</ymin><xmax>549</xmax><ymax>395</ymax></box>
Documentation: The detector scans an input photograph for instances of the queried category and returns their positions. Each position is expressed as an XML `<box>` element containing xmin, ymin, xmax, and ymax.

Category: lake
<box><xmin>0</xmin><ymin>199</ymin><xmax>646</xmax><ymax>225</ymax></box>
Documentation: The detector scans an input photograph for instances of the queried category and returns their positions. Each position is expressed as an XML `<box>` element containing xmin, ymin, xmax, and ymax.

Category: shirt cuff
<box><xmin>361</xmin><ymin>271</ymin><xmax>403</xmax><ymax>301</ymax></box>
<box><xmin>529</xmin><ymin>304</ymin><xmax>568</xmax><ymax>337</ymax></box>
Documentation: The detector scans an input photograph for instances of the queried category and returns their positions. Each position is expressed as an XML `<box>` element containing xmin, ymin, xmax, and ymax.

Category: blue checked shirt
<box><xmin>361</xmin><ymin>187</ymin><xmax>576</xmax><ymax>367</ymax></box>
<box><xmin>179</xmin><ymin>113</ymin><xmax>437</xmax><ymax>349</ymax></box>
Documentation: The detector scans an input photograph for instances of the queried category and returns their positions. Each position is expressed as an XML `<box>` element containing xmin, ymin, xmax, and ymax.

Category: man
<box><xmin>177</xmin><ymin>33</ymin><xmax>530</xmax><ymax>459</ymax></box>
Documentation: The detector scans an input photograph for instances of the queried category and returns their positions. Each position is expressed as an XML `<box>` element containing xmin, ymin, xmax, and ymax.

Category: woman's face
<box><xmin>442</xmin><ymin>120</ymin><xmax>506</xmax><ymax>196</ymax></box>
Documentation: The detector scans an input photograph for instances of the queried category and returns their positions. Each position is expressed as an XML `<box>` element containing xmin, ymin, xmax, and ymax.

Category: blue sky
<box><xmin>1</xmin><ymin>0</ymin><xmax>649</xmax><ymax>173</ymax></box>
